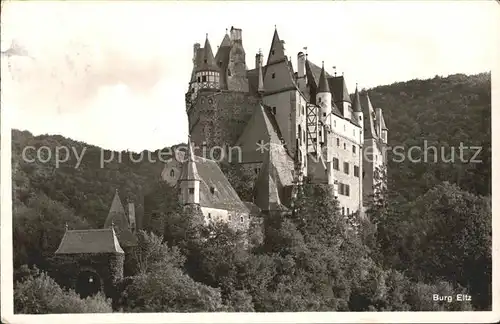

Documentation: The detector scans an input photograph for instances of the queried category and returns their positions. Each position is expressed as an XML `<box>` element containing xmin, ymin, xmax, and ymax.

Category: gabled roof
<box><xmin>305</xmin><ymin>60</ymin><xmax>332</xmax><ymax>88</ymax></box>
<box><xmin>55</xmin><ymin>228</ymin><xmax>124</xmax><ymax>254</ymax></box>
<box><xmin>192</xmin><ymin>156</ymin><xmax>250</xmax><ymax>213</ymax></box>
<box><xmin>328</xmin><ymin>76</ymin><xmax>351</xmax><ymax>103</ymax></box>
<box><xmin>220</xmin><ymin>33</ymin><xmax>231</xmax><ymax>48</ymax></box>
<box><xmin>234</xmin><ymin>104</ymin><xmax>286</xmax><ymax>163</ymax></box>
<box><xmin>253</xmin><ymin>143</ymin><xmax>293</xmax><ymax>212</ymax></box>
<box><xmin>317</xmin><ymin>63</ymin><xmax>331</xmax><ymax>93</ymax></box>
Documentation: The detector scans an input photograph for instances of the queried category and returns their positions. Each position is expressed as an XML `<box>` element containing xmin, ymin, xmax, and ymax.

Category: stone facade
<box><xmin>182</xmin><ymin>26</ymin><xmax>388</xmax><ymax>218</ymax></box>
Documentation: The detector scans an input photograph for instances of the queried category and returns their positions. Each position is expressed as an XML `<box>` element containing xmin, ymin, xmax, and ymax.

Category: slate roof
<box><xmin>305</xmin><ymin>60</ymin><xmax>332</xmax><ymax>88</ymax></box>
<box><xmin>352</xmin><ymin>86</ymin><xmax>362</xmax><ymax>112</ymax></box>
<box><xmin>55</xmin><ymin>228</ymin><xmax>124</xmax><ymax>254</ymax></box>
<box><xmin>103</xmin><ymin>190</ymin><xmax>138</xmax><ymax>247</ymax></box>
<box><xmin>253</xmin><ymin>140</ymin><xmax>295</xmax><ymax>212</ymax></box>
<box><xmin>328</xmin><ymin>76</ymin><xmax>351</xmax><ymax>103</ymax></box>
<box><xmin>196</xmin><ymin>37</ymin><xmax>219</xmax><ymax>73</ymax></box>
<box><xmin>266</xmin><ymin>28</ymin><xmax>286</xmax><ymax>65</ymax></box>
<box><xmin>104</xmin><ymin>190</ymin><xmax>128</xmax><ymax>230</ymax></box>
<box><xmin>179</xmin><ymin>136</ymin><xmax>202</xmax><ymax>181</ymax></box>
<box><xmin>192</xmin><ymin>156</ymin><xmax>250</xmax><ymax>213</ymax></box>
<box><xmin>317</xmin><ymin>64</ymin><xmax>331</xmax><ymax>93</ymax></box>
<box><xmin>360</xmin><ymin>92</ymin><xmax>377</xmax><ymax>139</ymax></box>
<box><xmin>243</xmin><ymin>201</ymin><xmax>261</xmax><ymax>214</ymax></box>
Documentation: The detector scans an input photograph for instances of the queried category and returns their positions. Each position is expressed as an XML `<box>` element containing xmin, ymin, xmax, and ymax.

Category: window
<box><xmin>210</xmin><ymin>187</ymin><xmax>215</xmax><ymax>194</ymax></box>
<box><xmin>271</xmin><ymin>50</ymin><xmax>275</xmax><ymax>55</ymax></box>
<box><xmin>202</xmin><ymin>75</ymin><xmax>207</xmax><ymax>82</ymax></box>
<box><xmin>204</xmin><ymin>59</ymin><xmax>207</xmax><ymax>63</ymax></box>
<box><xmin>346</xmin><ymin>184</ymin><xmax>350</xmax><ymax>196</ymax></box>
<box><xmin>319</xmin><ymin>130</ymin><xmax>322</xmax><ymax>137</ymax></box>
<box><xmin>352</xmin><ymin>145</ymin><xmax>356</xmax><ymax>154</ymax></box>
<box><xmin>347</xmin><ymin>208</ymin><xmax>350</xmax><ymax>215</ymax></box>
<box><xmin>188</xmin><ymin>188</ymin><xmax>195</xmax><ymax>194</ymax></box>
<box><xmin>343</xmin><ymin>143</ymin><xmax>346</xmax><ymax>150</ymax></box>
<box><xmin>333</xmin><ymin>158</ymin><xmax>339</xmax><ymax>170</ymax></box>
<box><xmin>228</xmin><ymin>215</ymin><xmax>232</xmax><ymax>221</ymax></box>
<box><xmin>362</xmin><ymin>171</ymin><xmax>366</xmax><ymax>179</ymax></box>
<box><xmin>344</xmin><ymin>162</ymin><xmax>349</xmax><ymax>174</ymax></box>
<box><xmin>375</xmin><ymin>155</ymin><xmax>378</xmax><ymax>161</ymax></box>
<box><xmin>208</xmin><ymin>213</ymin><xmax>211</xmax><ymax>219</ymax></box>
<box><xmin>219</xmin><ymin>60</ymin><xmax>222</xmax><ymax>66</ymax></box>
<box><xmin>240</xmin><ymin>216</ymin><xmax>244</xmax><ymax>223</ymax></box>
<box><xmin>228</xmin><ymin>69</ymin><xmax>231</xmax><ymax>76</ymax></box>
<box><xmin>197</xmin><ymin>77</ymin><xmax>201</xmax><ymax>82</ymax></box>
<box><xmin>302</xmin><ymin>105</ymin><xmax>305</xmax><ymax>115</ymax></box>
<box><xmin>354</xmin><ymin>165</ymin><xmax>360</xmax><ymax>177</ymax></box>
<box><xmin>337</xmin><ymin>138</ymin><xmax>340</xmax><ymax>146</ymax></box>
<box><xmin>170</xmin><ymin>169</ymin><xmax>175</xmax><ymax>177</ymax></box>
<box><xmin>342</xmin><ymin>207</ymin><xmax>345</xmax><ymax>215</ymax></box>
<box><xmin>272</xmin><ymin>107</ymin><xmax>276</xmax><ymax>115</ymax></box>
<box><xmin>339</xmin><ymin>183</ymin><xmax>344</xmax><ymax>195</ymax></box>
<box><xmin>272</xmin><ymin>73</ymin><xmax>276</xmax><ymax>79</ymax></box>
<box><xmin>323</xmin><ymin>113</ymin><xmax>326</xmax><ymax>117</ymax></box>
<box><xmin>318</xmin><ymin>97</ymin><xmax>322</xmax><ymax>103</ymax></box>
<box><xmin>254</xmin><ymin>168</ymin><xmax>260</xmax><ymax>174</ymax></box>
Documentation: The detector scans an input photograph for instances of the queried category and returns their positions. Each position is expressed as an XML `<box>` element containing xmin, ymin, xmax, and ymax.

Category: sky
<box><xmin>1</xmin><ymin>0</ymin><xmax>498</xmax><ymax>152</ymax></box>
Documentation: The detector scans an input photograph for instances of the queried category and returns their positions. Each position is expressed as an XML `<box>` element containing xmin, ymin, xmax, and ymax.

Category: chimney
<box><xmin>128</xmin><ymin>201</ymin><xmax>136</xmax><ymax>233</ymax></box>
<box><xmin>193</xmin><ymin>43</ymin><xmax>200</xmax><ymax>64</ymax></box>
<box><xmin>297</xmin><ymin>52</ymin><xmax>306</xmax><ymax>79</ymax></box>
<box><xmin>230</xmin><ymin>26</ymin><xmax>242</xmax><ymax>43</ymax></box>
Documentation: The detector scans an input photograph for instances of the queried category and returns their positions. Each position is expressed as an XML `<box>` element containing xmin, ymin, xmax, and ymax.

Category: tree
<box><xmin>14</xmin><ymin>266</ymin><xmax>112</xmax><ymax>314</ymax></box>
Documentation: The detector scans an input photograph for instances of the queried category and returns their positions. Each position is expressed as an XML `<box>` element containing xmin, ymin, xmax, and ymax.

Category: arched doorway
<box><xmin>75</xmin><ymin>270</ymin><xmax>102</xmax><ymax>298</ymax></box>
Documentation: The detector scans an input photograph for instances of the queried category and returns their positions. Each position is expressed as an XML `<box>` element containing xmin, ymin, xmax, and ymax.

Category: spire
<box><xmin>104</xmin><ymin>189</ymin><xmax>129</xmax><ymax>230</ymax></box>
<box><xmin>317</xmin><ymin>61</ymin><xmax>331</xmax><ymax>93</ymax></box>
<box><xmin>197</xmin><ymin>34</ymin><xmax>218</xmax><ymax>72</ymax></box>
<box><xmin>267</xmin><ymin>27</ymin><xmax>286</xmax><ymax>64</ymax></box>
<box><xmin>179</xmin><ymin>136</ymin><xmax>201</xmax><ymax>181</ymax></box>
<box><xmin>352</xmin><ymin>84</ymin><xmax>362</xmax><ymax>112</ymax></box>
<box><xmin>220</xmin><ymin>33</ymin><xmax>231</xmax><ymax>48</ymax></box>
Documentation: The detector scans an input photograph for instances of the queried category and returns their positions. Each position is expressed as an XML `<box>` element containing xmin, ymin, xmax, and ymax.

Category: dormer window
<box><xmin>188</xmin><ymin>188</ymin><xmax>194</xmax><ymax>194</ymax></box>
<box><xmin>271</xmin><ymin>50</ymin><xmax>275</xmax><ymax>55</ymax></box>
<box><xmin>210</xmin><ymin>187</ymin><xmax>216</xmax><ymax>195</ymax></box>
<box><xmin>204</xmin><ymin>59</ymin><xmax>207</xmax><ymax>63</ymax></box>
<box><xmin>240</xmin><ymin>216</ymin><xmax>244</xmax><ymax>223</ymax></box>
<box><xmin>272</xmin><ymin>73</ymin><xmax>276</xmax><ymax>79</ymax></box>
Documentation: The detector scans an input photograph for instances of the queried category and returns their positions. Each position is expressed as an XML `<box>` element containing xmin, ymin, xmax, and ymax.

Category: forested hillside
<box><xmin>11</xmin><ymin>73</ymin><xmax>491</xmax><ymax>312</ymax></box>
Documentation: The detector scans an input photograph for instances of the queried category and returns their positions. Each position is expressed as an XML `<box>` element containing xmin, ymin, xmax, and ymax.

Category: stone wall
<box><xmin>188</xmin><ymin>91</ymin><xmax>260</xmax><ymax>158</ymax></box>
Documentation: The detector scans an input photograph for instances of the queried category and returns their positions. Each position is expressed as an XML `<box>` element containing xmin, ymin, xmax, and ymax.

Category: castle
<box><xmin>53</xmin><ymin>26</ymin><xmax>389</xmax><ymax>300</ymax></box>
<box><xmin>164</xmin><ymin>26</ymin><xmax>388</xmax><ymax>221</ymax></box>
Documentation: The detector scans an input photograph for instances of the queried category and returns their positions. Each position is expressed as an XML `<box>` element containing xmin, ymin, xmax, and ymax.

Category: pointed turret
<box><xmin>317</xmin><ymin>62</ymin><xmax>331</xmax><ymax>93</ymax></box>
<box><xmin>316</xmin><ymin>62</ymin><xmax>332</xmax><ymax>120</ymax></box>
<box><xmin>362</xmin><ymin>92</ymin><xmax>377</xmax><ymax>139</ymax></box>
<box><xmin>352</xmin><ymin>84</ymin><xmax>364</xmax><ymax>127</ymax></box>
<box><xmin>267</xmin><ymin>27</ymin><xmax>286</xmax><ymax>65</ymax></box>
<box><xmin>178</xmin><ymin>136</ymin><xmax>202</xmax><ymax>205</ymax></box>
<box><xmin>197</xmin><ymin>34</ymin><xmax>218</xmax><ymax>72</ymax></box>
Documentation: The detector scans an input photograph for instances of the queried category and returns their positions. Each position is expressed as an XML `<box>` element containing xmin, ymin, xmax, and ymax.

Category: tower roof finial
<box><xmin>206</xmin><ymin>33</ymin><xmax>208</xmax><ymax>39</ymax></box>
<box><xmin>225</xmin><ymin>28</ymin><xmax>228</xmax><ymax>34</ymax></box>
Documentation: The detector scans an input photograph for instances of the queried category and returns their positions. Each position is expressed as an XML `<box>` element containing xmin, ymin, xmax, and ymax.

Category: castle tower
<box><xmin>296</xmin><ymin>51</ymin><xmax>307</xmax><ymax>92</ymax></box>
<box><xmin>188</xmin><ymin>34</ymin><xmax>220</xmax><ymax>103</ymax></box>
<box><xmin>227</xmin><ymin>26</ymin><xmax>249</xmax><ymax>92</ymax></box>
<box><xmin>316</xmin><ymin>62</ymin><xmax>332</xmax><ymax>122</ymax></box>
<box><xmin>178</xmin><ymin>136</ymin><xmax>201</xmax><ymax>205</ymax></box>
